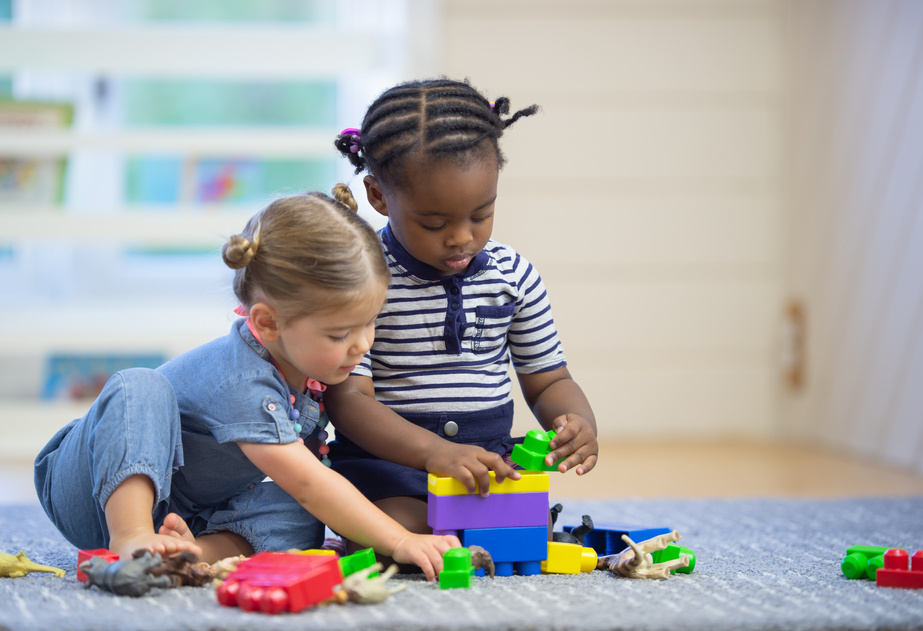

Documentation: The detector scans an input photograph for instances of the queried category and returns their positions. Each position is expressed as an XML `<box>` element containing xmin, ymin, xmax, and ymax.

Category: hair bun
<box><xmin>331</xmin><ymin>183</ymin><xmax>358</xmax><ymax>212</ymax></box>
<box><xmin>222</xmin><ymin>223</ymin><xmax>261</xmax><ymax>269</ymax></box>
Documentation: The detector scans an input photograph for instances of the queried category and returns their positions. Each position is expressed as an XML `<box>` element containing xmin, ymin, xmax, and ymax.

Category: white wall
<box><xmin>441</xmin><ymin>0</ymin><xmax>786</xmax><ymax>441</ymax></box>
<box><xmin>782</xmin><ymin>0</ymin><xmax>923</xmax><ymax>473</ymax></box>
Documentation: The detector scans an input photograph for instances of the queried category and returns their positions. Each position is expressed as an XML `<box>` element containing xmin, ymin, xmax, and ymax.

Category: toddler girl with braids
<box><xmin>34</xmin><ymin>185</ymin><xmax>459</xmax><ymax>581</ymax></box>
<box><xmin>327</xmin><ymin>78</ymin><xmax>598</xmax><ymax>554</ymax></box>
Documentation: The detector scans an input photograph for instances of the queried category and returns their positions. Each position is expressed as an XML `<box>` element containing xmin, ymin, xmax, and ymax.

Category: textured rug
<box><xmin>2</xmin><ymin>497</ymin><xmax>923</xmax><ymax>631</ymax></box>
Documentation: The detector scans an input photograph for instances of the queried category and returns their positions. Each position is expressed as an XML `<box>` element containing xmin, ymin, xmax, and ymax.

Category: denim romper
<box><xmin>34</xmin><ymin>319</ymin><xmax>326</xmax><ymax>553</ymax></box>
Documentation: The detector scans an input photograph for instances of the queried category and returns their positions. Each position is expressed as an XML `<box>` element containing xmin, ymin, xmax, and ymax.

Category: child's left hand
<box><xmin>546</xmin><ymin>414</ymin><xmax>598</xmax><ymax>474</ymax></box>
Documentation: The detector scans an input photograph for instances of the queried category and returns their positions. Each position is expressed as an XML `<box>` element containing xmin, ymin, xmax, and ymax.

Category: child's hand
<box><xmin>423</xmin><ymin>443</ymin><xmax>521</xmax><ymax>497</ymax></box>
<box><xmin>547</xmin><ymin>414</ymin><xmax>598</xmax><ymax>475</ymax></box>
<box><xmin>391</xmin><ymin>533</ymin><xmax>461</xmax><ymax>582</ymax></box>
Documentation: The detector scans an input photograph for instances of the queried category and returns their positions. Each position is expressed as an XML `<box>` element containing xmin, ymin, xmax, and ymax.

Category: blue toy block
<box><xmin>567</xmin><ymin>523</ymin><xmax>672</xmax><ymax>556</ymax></box>
<box><xmin>428</xmin><ymin>491</ymin><xmax>549</xmax><ymax>531</ymax></box>
<box><xmin>460</xmin><ymin>526</ymin><xmax>548</xmax><ymax>577</ymax></box>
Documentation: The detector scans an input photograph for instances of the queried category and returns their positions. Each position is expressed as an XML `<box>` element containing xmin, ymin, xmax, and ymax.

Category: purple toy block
<box><xmin>428</xmin><ymin>491</ymin><xmax>549</xmax><ymax>531</ymax></box>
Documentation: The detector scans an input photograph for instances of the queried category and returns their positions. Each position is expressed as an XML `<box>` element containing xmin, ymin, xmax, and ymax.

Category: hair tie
<box><xmin>341</xmin><ymin>127</ymin><xmax>361</xmax><ymax>154</ymax></box>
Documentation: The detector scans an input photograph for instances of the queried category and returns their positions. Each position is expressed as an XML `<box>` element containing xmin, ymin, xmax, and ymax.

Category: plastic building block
<box><xmin>571</xmin><ymin>523</ymin><xmax>672</xmax><ymax>556</ymax></box>
<box><xmin>651</xmin><ymin>542</ymin><xmax>696</xmax><ymax>574</ymax></box>
<box><xmin>427</xmin><ymin>470</ymin><xmax>549</xmax><ymax>496</ymax></box>
<box><xmin>459</xmin><ymin>526</ymin><xmax>548</xmax><ymax>577</ymax></box>
<box><xmin>77</xmin><ymin>548</ymin><xmax>119</xmax><ymax>582</ymax></box>
<box><xmin>510</xmin><ymin>429</ymin><xmax>565</xmax><ymax>471</ymax></box>
<box><xmin>216</xmin><ymin>552</ymin><xmax>344</xmax><ymax>614</ymax></box>
<box><xmin>841</xmin><ymin>545</ymin><xmax>891</xmax><ymax>580</ymax></box>
<box><xmin>876</xmin><ymin>549</ymin><xmax>923</xmax><ymax>589</ymax></box>
<box><xmin>338</xmin><ymin>547</ymin><xmax>379</xmax><ymax>578</ymax></box>
<box><xmin>541</xmin><ymin>541</ymin><xmax>597</xmax><ymax>574</ymax></box>
<box><xmin>439</xmin><ymin>548</ymin><xmax>475</xmax><ymax>589</ymax></box>
<box><xmin>427</xmin><ymin>491</ymin><xmax>549</xmax><ymax>531</ymax></box>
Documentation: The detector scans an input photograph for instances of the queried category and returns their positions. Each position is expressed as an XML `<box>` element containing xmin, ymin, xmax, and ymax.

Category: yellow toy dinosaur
<box><xmin>0</xmin><ymin>551</ymin><xmax>65</xmax><ymax>578</ymax></box>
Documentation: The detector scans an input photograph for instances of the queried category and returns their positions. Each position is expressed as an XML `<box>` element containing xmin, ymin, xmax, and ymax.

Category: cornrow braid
<box><xmin>334</xmin><ymin>78</ymin><xmax>539</xmax><ymax>186</ymax></box>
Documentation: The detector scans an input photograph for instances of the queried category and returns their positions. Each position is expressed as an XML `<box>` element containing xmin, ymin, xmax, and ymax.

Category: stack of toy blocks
<box><xmin>428</xmin><ymin>470</ymin><xmax>550</xmax><ymax>577</ymax></box>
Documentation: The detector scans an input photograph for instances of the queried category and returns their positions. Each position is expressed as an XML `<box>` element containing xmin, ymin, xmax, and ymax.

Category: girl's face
<box><xmin>270</xmin><ymin>283</ymin><xmax>387</xmax><ymax>388</ymax></box>
<box><xmin>365</xmin><ymin>150</ymin><xmax>499</xmax><ymax>275</ymax></box>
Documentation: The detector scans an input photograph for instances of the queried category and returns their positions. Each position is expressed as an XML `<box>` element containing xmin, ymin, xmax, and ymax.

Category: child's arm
<box><xmin>325</xmin><ymin>375</ymin><xmax>520</xmax><ymax>495</ymax></box>
<box><xmin>518</xmin><ymin>366</ymin><xmax>598</xmax><ymax>475</ymax></box>
<box><xmin>238</xmin><ymin>440</ymin><xmax>459</xmax><ymax>581</ymax></box>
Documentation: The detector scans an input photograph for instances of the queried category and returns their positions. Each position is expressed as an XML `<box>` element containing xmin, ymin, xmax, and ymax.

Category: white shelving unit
<box><xmin>0</xmin><ymin>4</ymin><xmax>441</xmax><ymax>460</ymax></box>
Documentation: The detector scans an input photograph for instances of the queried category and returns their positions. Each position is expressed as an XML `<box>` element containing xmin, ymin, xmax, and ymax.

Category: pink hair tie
<box><xmin>233</xmin><ymin>305</ymin><xmax>249</xmax><ymax>316</ymax></box>
<box><xmin>340</xmin><ymin>127</ymin><xmax>361</xmax><ymax>154</ymax></box>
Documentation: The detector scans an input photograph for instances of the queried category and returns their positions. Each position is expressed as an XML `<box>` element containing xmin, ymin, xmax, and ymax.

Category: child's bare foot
<box><xmin>158</xmin><ymin>512</ymin><xmax>197</xmax><ymax>546</ymax></box>
<box><xmin>109</xmin><ymin>526</ymin><xmax>203</xmax><ymax>562</ymax></box>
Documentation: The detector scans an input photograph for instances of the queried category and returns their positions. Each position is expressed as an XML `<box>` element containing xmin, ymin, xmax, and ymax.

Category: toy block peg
<box><xmin>510</xmin><ymin>429</ymin><xmax>565</xmax><ymax>471</ymax></box>
<box><xmin>439</xmin><ymin>548</ymin><xmax>475</xmax><ymax>589</ymax></box>
<box><xmin>841</xmin><ymin>545</ymin><xmax>891</xmax><ymax>580</ymax></box>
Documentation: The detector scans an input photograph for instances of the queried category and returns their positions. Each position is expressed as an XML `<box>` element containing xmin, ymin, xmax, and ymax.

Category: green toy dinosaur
<box><xmin>0</xmin><ymin>550</ymin><xmax>65</xmax><ymax>578</ymax></box>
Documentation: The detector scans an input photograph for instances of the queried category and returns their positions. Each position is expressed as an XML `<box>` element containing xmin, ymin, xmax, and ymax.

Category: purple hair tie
<box><xmin>341</xmin><ymin>127</ymin><xmax>361</xmax><ymax>154</ymax></box>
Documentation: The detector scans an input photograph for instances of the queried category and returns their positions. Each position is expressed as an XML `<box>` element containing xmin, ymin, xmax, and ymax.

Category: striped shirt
<box><xmin>353</xmin><ymin>224</ymin><xmax>567</xmax><ymax>413</ymax></box>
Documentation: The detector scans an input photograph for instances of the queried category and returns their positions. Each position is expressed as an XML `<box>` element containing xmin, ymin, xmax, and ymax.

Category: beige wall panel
<box><xmin>493</xmin><ymin>196</ymin><xmax>779</xmax><ymax>269</ymax></box>
<box><xmin>443</xmin><ymin>2</ymin><xmax>780</xmax><ymax>93</ymax></box>
<box><xmin>544</xmin><ymin>279</ymin><xmax>777</xmax><ymax>353</ymax></box>
<box><xmin>510</xmin><ymin>359</ymin><xmax>776</xmax><ymax>440</ymax></box>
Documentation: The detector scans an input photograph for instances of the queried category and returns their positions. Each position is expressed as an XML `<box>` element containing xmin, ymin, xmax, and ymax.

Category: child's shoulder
<box><xmin>483</xmin><ymin>239</ymin><xmax>536</xmax><ymax>273</ymax></box>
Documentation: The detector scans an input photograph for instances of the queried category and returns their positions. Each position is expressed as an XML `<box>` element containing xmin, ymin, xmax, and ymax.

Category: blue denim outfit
<box><xmin>34</xmin><ymin>320</ymin><xmax>326</xmax><ymax>553</ymax></box>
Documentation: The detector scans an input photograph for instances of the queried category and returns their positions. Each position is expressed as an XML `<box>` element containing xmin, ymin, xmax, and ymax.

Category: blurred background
<box><xmin>2</xmin><ymin>0</ymin><xmax>922</xmax><ymax>492</ymax></box>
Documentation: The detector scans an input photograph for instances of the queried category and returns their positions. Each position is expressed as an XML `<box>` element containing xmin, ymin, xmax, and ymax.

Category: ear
<box><xmin>364</xmin><ymin>175</ymin><xmax>389</xmax><ymax>218</ymax></box>
<box><xmin>249</xmin><ymin>302</ymin><xmax>281</xmax><ymax>343</ymax></box>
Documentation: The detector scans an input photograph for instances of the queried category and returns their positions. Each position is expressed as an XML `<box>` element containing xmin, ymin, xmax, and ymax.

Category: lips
<box><xmin>444</xmin><ymin>254</ymin><xmax>472</xmax><ymax>270</ymax></box>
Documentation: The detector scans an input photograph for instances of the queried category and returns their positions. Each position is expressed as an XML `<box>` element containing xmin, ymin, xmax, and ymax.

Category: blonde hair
<box><xmin>223</xmin><ymin>184</ymin><xmax>389</xmax><ymax>322</ymax></box>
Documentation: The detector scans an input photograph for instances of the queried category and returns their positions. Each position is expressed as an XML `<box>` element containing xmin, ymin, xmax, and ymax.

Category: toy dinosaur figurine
<box><xmin>341</xmin><ymin>563</ymin><xmax>407</xmax><ymax>604</ymax></box>
<box><xmin>597</xmin><ymin>531</ymin><xmax>690</xmax><ymax>579</ymax></box>
<box><xmin>468</xmin><ymin>545</ymin><xmax>496</xmax><ymax>579</ymax></box>
<box><xmin>0</xmin><ymin>551</ymin><xmax>65</xmax><ymax>578</ymax></box>
<box><xmin>80</xmin><ymin>550</ymin><xmax>173</xmax><ymax>596</ymax></box>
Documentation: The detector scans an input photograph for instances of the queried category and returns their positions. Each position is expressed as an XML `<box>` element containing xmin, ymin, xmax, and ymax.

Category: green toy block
<box><xmin>841</xmin><ymin>545</ymin><xmax>891</xmax><ymax>579</ymax></box>
<box><xmin>651</xmin><ymin>542</ymin><xmax>696</xmax><ymax>574</ymax></box>
<box><xmin>338</xmin><ymin>547</ymin><xmax>379</xmax><ymax>578</ymax></box>
<box><xmin>510</xmin><ymin>429</ymin><xmax>565</xmax><ymax>471</ymax></box>
<box><xmin>439</xmin><ymin>548</ymin><xmax>475</xmax><ymax>589</ymax></box>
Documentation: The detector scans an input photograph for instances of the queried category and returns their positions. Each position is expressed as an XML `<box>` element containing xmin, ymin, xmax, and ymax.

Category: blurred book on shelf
<box><xmin>0</xmin><ymin>101</ymin><xmax>73</xmax><ymax>205</ymax></box>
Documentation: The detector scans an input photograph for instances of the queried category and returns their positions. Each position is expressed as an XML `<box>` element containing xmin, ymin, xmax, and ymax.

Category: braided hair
<box><xmin>334</xmin><ymin>78</ymin><xmax>539</xmax><ymax>186</ymax></box>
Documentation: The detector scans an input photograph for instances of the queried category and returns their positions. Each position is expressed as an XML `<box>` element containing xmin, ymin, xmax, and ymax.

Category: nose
<box><xmin>445</xmin><ymin>222</ymin><xmax>473</xmax><ymax>248</ymax></box>
<box><xmin>350</xmin><ymin>326</ymin><xmax>374</xmax><ymax>357</ymax></box>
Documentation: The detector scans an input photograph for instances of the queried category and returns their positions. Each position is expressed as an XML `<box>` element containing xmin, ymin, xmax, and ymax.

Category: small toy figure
<box><xmin>150</xmin><ymin>550</ymin><xmax>246</xmax><ymax>587</ymax></box>
<box><xmin>341</xmin><ymin>563</ymin><xmax>407</xmax><ymax>604</ymax></box>
<box><xmin>469</xmin><ymin>545</ymin><xmax>496</xmax><ymax>579</ymax></box>
<box><xmin>80</xmin><ymin>550</ymin><xmax>173</xmax><ymax>596</ymax></box>
<box><xmin>0</xmin><ymin>551</ymin><xmax>65</xmax><ymax>578</ymax></box>
<box><xmin>597</xmin><ymin>531</ymin><xmax>690</xmax><ymax>579</ymax></box>
<box><xmin>550</xmin><ymin>504</ymin><xmax>594</xmax><ymax>545</ymax></box>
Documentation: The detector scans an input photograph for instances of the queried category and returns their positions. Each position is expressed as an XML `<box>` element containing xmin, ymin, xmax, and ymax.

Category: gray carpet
<box><xmin>2</xmin><ymin>496</ymin><xmax>923</xmax><ymax>631</ymax></box>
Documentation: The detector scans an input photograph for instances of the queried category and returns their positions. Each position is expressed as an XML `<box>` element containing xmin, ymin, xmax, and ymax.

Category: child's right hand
<box><xmin>391</xmin><ymin>532</ymin><xmax>461</xmax><ymax>581</ymax></box>
<box><xmin>423</xmin><ymin>442</ymin><xmax>520</xmax><ymax>496</ymax></box>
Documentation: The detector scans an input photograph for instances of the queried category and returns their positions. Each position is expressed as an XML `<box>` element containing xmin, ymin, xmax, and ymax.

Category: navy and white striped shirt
<box><xmin>353</xmin><ymin>224</ymin><xmax>567</xmax><ymax>413</ymax></box>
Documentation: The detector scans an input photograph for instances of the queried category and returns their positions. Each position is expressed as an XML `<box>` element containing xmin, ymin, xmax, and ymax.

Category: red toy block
<box><xmin>77</xmin><ymin>548</ymin><xmax>119</xmax><ymax>582</ymax></box>
<box><xmin>876</xmin><ymin>549</ymin><xmax>923</xmax><ymax>589</ymax></box>
<box><xmin>216</xmin><ymin>552</ymin><xmax>344</xmax><ymax>614</ymax></box>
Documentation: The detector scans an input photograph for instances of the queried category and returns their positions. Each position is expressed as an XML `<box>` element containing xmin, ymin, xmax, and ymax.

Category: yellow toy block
<box><xmin>292</xmin><ymin>549</ymin><xmax>338</xmax><ymax>556</ymax></box>
<box><xmin>541</xmin><ymin>541</ymin><xmax>598</xmax><ymax>574</ymax></box>
<box><xmin>427</xmin><ymin>470</ymin><xmax>550</xmax><ymax>496</ymax></box>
